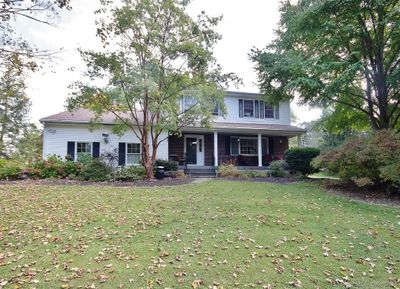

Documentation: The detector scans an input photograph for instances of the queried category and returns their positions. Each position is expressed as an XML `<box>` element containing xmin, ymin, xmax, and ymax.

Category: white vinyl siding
<box><xmin>42</xmin><ymin>124</ymin><xmax>168</xmax><ymax>161</ymax></box>
<box><xmin>214</xmin><ymin>96</ymin><xmax>291</xmax><ymax>125</ymax></box>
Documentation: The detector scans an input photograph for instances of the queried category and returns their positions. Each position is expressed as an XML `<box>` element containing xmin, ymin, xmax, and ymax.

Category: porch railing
<box><xmin>217</xmin><ymin>154</ymin><xmax>284</xmax><ymax>166</ymax></box>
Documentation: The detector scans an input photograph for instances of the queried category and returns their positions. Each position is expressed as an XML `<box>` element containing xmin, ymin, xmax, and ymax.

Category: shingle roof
<box><xmin>40</xmin><ymin>108</ymin><xmax>143</xmax><ymax>124</ymax></box>
<box><xmin>40</xmin><ymin>91</ymin><xmax>268</xmax><ymax>124</ymax></box>
<box><xmin>40</xmin><ymin>108</ymin><xmax>305</xmax><ymax>135</ymax></box>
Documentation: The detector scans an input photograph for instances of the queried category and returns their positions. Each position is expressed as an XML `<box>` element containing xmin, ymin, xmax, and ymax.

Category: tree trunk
<box><xmin>143</xmin><ymin>156</ymin><xmax>154</xmax><ymax>179</ymax></box>
<box><xmin>141</xmin><ymin>126</ymin><xmax>154</xmax><ymax>179</ymax></box>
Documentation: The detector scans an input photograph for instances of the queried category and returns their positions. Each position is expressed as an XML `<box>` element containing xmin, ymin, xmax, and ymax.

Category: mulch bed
<box><xmin>323</xmin><ymin>181</ymin><xmax>400</xmax><ymax>207</ymax></box>
<box><xmin>218</xmin><ymin>177</ymin><xmax>301</xmax><ymax>184</ymax></box>
<box><xmin>0</xmin><ymin>178</ymin><xmax>195</xmax><ymax>187</ymax></box>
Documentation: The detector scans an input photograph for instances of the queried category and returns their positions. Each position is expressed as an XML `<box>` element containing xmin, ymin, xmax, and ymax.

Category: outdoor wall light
<box><xmin>102</xmin><ymin>133</ymin><xmax>109</xmax><ymax>144</ymax></box>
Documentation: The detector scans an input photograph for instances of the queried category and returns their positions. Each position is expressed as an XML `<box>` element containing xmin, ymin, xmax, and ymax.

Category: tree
<box><xmin>68</xmin><ymin>0</ymin><xmax>239</xmax><ymax>178</ymax></box>
<box><xmin>250</xmin><ymin>0</ymin><xmax>400</xmax><ymax>131</ymax></box>
<box><xmin>300</xmin><ymin>119</ymin><xmax>362</xmax><ymax>150</ymax></box>
<box><xmin>314</xmin><ymin>104</ymin><xmax>370</xmax><ymax>134</ymax></box>
<box><xmin>12</xmin><ymin>123</ymin><xmax>43</xmax><ymax>161</ymax></box>
<box><xmin>0</xmin><ymin>53</ymin><xmax>30</xmax><ymax>157</ymax></box>
<box><xmin>0</xmin><ymin>0</ymin><xmax>71</xmax><ymax>69</ymax></box>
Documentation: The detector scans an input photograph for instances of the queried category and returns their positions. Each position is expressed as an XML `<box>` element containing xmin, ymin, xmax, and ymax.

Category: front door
<box><xmin>185</xmin><ymin>135</ymin><xmax>204</xmax><ymax>166</ymax></box>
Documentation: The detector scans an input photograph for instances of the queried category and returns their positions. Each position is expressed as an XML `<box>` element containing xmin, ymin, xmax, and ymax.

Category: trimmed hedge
<box><xmin>284</xmin><ymin>147</ymin><xmax>320</xmax><ymax>176</ymax></box>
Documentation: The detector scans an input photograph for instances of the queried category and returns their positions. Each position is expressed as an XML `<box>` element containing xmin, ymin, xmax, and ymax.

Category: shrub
<box><xmin>0</xmin><ymin>159</ymin><xmax>21</xmax><ymax>180</ymax></box>
<box><xmin>284</xmin><ymin>147</ymin><xmax>320</xmax><ymax>176</ymax></box>
<box><xmin>216</xmin><ymin>163</ymin><xmax>246</xmax><ymax>178</ymax></box>
<box><xmin>64</xmin><ymin>161</ymin><xmax>83</xmax><ymax>178</ymax></box>
<box><xmin>243</xmin><ymin>170</ymin><xmax>268</xmax><ymax>178</ymax></box>
<box><xmin>76</xmin><ymin>154</ymin><xmax>93</xmax><ymax>165</ymax></box>
<box><xmin>154</xmin><ymin>159</ymin><xmax>178</xmax><ymax>171</ymax></box>
<box><xmin>27</xmin><ymin>156</ymin><xmax>83</xmax><ymax>179</ymax></box>
<box><xmin>268</xmin><ymin>160</ymin><xmax>286</xmax><ymax>177</ymax></box>
<box><xmin>114</xmin><ymin>165</ymin><xmax>146</xmax><ymax>182</ymax></box>
<box><xmin>312</xmin><ymin>130</ymin><xmax>400</xmax><ymax>190</ymax></box>
<box><xmin>30</xmin><ymin>155</ymin><xmax>65</xmax><ymax>179</ymax></box>
<box><xmin>79</xmin><ymin>159</ymin><xmax>112</xmax><ymax>181</ymax></box>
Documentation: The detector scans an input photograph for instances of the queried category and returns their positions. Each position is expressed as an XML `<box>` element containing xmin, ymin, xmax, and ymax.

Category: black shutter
<box><xmin>239</xmin><ymin>99</ymin><xmax>243</xmax><ymax>118</ymax></box>
<box><xmin>67</xmin><ymin>141</ymin><xmax>75</xmax><ymax>160</ymax></box>
<box><xmin>118</xmin><ymin>142</ymin><xmax>126</xmax><ymax>166</ymax></box>
<box><xmin>225</xmin><ymin>136</ymin><xmax>230</xmax><ymax>155</ymax></box>
<box><xmin>92</xmin><ymin>142</ymin><xmax>100</xmax><ymax>158</ymax></box>
<box><xmin>268</xmin><ymin>137</ymin><xmax>274</xmax><ymax>155</ymax></box>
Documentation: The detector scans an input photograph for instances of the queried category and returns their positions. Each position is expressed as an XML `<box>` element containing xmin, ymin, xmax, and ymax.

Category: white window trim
<box><xmin>239</xmin><ymin>99</ymin><xmax>279</xmax><ymax>119</ymax></box>
<box><xmin>126</xmin><ymin>143</ymin><xmax>141</xmax><ymax>166</ymax></box>
<box><xmin>264</xmin><ymin>104</ymin><xmax>276</xmax><ymax>119</ymax></box>
<box><xmin>230</xmin><ymin>136</ymin><xmax>259</xmax><ymax>156</ymax></box>
<box><xmin>242</xmin><ymin>99</ymin><xmax>255</xmax><ymax>118</ymax></box>
<box><xmin>75</xmin><ymin>141</ymin><xmax>92</xmax><ymax>161</ymax></box>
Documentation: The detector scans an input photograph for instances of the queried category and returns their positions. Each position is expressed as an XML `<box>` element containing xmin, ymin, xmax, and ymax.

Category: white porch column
<box><xmin>214</xmin><ymin>131</ymin><xmax>219</xmax><ymax>167</ymax></box>
<box><xmin>258</xmin><ymin>133</ymin><xmax>262</xmax><ymax>167</ymax></box>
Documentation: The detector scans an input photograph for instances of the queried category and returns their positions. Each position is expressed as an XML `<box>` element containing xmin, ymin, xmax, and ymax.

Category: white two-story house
<box><xmin>40</xmin><ymin>91</ymin><xmax>305</xmax><ymax>169</ymax></box>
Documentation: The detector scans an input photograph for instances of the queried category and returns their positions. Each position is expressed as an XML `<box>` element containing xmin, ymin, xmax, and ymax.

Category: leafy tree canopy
<box><xmin>68</xmin><ymin>0</ymin><xmax>240</xmax><ymax>178</ymax></box>
<box><xmin>314</xmin><ymin>103</ymin><xmax>370</xmax><ymax>134</ymax></box>
<box><xmin>0</xmin><ymin>0</ymin><xmax>71</xmax><ymax>69</ymax></box>
<box><xmin>251</xmin><ymin>0</ymin><xmax>400</xmax><ymax>131</ymax></box>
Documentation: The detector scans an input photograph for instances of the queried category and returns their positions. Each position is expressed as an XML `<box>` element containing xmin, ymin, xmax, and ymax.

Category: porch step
<box><xmin>185</xmin><ymin>166</ymin><xmax>216</xmax><ymax>178</ymax></box>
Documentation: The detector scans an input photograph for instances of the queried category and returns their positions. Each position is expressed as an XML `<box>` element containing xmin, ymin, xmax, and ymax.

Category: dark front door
<box><xmin>186</xmin><ymin>137</ymin><xmax>197</xmax><ymax>165</ymax></box>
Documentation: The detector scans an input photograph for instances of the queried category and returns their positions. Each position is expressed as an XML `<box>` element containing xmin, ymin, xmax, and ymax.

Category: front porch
<box><xmin>168</xmin><ymin>132</ymin><xmax>291</xmax><ymax>168</ymax></box>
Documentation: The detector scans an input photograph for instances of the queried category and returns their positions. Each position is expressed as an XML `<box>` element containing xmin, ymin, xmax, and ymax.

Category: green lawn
<box><xmin>0</xmin><ymin>180</ymin><xmax>399</xmax><ymax>289</ymax></box>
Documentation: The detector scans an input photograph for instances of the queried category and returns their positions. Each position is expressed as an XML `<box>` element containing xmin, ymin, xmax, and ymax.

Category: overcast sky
<box><xmin>17</xmin><ymin>0</ymin><xmax>320</xmax><ymax>125</ymax></box>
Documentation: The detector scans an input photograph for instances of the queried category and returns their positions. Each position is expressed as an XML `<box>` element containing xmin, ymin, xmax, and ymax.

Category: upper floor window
<box><xmin>211</xmin><ymin>101</ymin><xmax>220</xmax><ymax>116</ymax></box>
<box><xmin>239</xmin><ymin>99</ymin><xmax>279</xmax><ymax>119</ymax></box>
<box><xmin>183</xmin><ymin>96</ymin><xmax>197</xmax><ymax>112</ymax></box>
<box><xmin>243</xmin><ymin>100</ymin><xmax>254</xmax><ymax>117</ymax></box>
<box><xmin>265</xmin><ymin>105</ymin><xmax>274</xmax><ymax>118</ymax></box>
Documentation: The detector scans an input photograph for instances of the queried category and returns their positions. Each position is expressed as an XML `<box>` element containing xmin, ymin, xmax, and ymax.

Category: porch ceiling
<box><xmin>181</xmin><ymin>122</ymin><xmax>305</xmax><ymax>137</ymax></box>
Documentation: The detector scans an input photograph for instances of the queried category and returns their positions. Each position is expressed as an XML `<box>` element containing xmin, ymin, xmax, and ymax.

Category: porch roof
<box><xmin>182</xmin><ymin>122</ymin><xmax>305</xmax><ymax>137</ymax></box>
